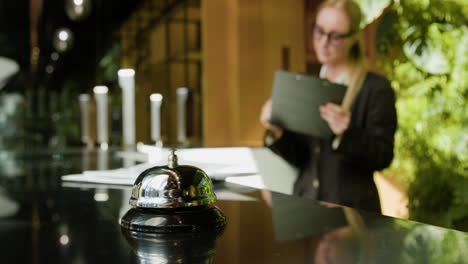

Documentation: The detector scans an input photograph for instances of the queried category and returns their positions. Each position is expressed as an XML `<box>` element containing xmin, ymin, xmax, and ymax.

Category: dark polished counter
<box><xmin>0</xmin><ymin>148</ymin><xmax>466</xmax><ymax>263</ymax></box>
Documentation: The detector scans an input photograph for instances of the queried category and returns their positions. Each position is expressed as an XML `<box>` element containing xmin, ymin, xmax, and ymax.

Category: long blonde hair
<box><xmin>317</xmin><ymin>0</ymin><xmax>367</xmax><ymax>111</ymax></box>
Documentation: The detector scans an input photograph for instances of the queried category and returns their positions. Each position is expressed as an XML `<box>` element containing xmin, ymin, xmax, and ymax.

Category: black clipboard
<box><xmin>270</xmin><ymin>70</ymin><xmax>347</xmax><ymax>138</ymax></box>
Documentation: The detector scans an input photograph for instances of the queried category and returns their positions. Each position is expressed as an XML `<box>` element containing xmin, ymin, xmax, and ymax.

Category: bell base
<box><xmin>120</xmin><ymin>204</ymin><xmax>226</xmax><ymax>233</ymax></box>
<box><xmin>121</xmin><ymin>224</ymin><xmax>222</xmax><ymax>262</ymax></box>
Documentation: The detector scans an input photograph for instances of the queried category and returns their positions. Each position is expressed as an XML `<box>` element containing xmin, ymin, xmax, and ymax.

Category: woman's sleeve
<box><xmin>265</xmin><ymin>129</ymin><xmax>311</xmax><ymax>169</ymax></box>
<box><xmin>335</xmin><ymin>79</ymin><xmax>397</xmax><ymax>171</ymax></box>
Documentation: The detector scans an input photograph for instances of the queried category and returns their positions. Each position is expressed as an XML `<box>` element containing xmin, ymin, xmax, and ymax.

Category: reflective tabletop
<box><xmin>0</xmin><ymin>148</ymin><xmax>466</xmax><ymax>263</ymax></box>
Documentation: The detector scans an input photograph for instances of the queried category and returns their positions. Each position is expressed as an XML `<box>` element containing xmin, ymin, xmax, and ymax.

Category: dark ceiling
<box><xmin>0</xmin><ymin>0</ymin><xmax>142</xmax><ymax>93</ymax></box>
<box><xmin>0</xmin><ymin>0</ymin><xmax>29</xmax><ymax>67</ymax></box>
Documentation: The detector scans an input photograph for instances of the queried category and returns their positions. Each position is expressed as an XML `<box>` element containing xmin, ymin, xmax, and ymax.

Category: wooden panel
<box><xmin>149</xmin><ymin>25</ymin><xmax>166</xmax><ymax>64</ymax></box>
<box><xmin>202</xmin><ymin>0</ymin><xmax>306</xmax><ymax>147</ymax></box>
<box><xmin>135</xmin><ymin>72</ymin><xmax>151</xmax><ymax>143</ymax></box>
<box><xmin>237</xmin><ymin>0</ymin><xmax>265</xmax><ymax>146</ymax></box>
<box><xmin>251</xmin><ymin>0</ymin><xmax>306</xmax><ymax>146</ymax></box>
<box><xmin>202</xmin><ymin>0</ymin><xmax>239</xmax><ymax>146</ymax></box>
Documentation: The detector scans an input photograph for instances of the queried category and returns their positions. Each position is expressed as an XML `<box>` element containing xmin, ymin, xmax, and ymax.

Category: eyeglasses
<box><xmin>313</xmin><ymin>25</ymin><xmax>354</xmax><ymax>46</ymax></box>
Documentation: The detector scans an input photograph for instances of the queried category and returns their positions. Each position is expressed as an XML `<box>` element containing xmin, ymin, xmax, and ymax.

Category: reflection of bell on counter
<box><xmin>120</xmin><ymin>149</ymin><xmax>227</xmax><ymax>233</ymax></box>
<box><xmin>122</xmin><ymin>225</ymin><xmax>224</xmax><ymax>263</ymax></box>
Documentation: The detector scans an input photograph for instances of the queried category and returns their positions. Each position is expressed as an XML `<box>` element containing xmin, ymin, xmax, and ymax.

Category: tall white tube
<box><xmin>93</xmin><ymin>86</ymin><xmax>108</xmax><ymax>149</ymax></box>
<box><xmin>150</xmin><ymin>93</ymin><xmax>163</xmax><ymax>143</ymax></box>
<box><xmin>79</xmin><ymin>94</ymin><xmax>91</xmax><ymax>145</ymax></box>
<box><xmin>176</xmin><ymin>87</ymin><xmax>189</xmax><ymax>144</ymax></box>
<box><xmin>118</xmin><ymin>69</ymin><xmax>136</xmax><ymax>147</ymax></box>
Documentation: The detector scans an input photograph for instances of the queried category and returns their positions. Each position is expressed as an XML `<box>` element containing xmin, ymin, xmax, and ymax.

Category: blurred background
<box><xmin>0</xmin><ymin>0</ymin><xmax>466</xmax><ymax>230</ymax></box>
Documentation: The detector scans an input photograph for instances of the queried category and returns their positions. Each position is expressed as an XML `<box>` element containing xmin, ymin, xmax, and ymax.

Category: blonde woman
<box><xmin>260</xmin><ymin>0</ymin><xmax>397</xmax><ymax>212</ymax></box>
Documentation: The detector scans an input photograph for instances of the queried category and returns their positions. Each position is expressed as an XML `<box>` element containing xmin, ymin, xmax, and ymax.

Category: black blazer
<box><xmin>268</xmin><ymin>72</ymin><xmax>397</xmax><ymax>213</ymax></box>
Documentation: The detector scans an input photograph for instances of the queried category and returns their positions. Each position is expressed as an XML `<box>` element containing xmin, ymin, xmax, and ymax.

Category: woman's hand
<box><xmin>260</xmin><ymin>98</ymin><xmax>283</xmax><ymax>139</ymax></box>
<box><xmin>319</xmin><ymin>103</ymin><xmax>350</xmax><ymax>136</ymax></box>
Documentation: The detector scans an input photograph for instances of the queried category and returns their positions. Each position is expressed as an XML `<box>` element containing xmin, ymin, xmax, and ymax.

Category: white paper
<box><xmin>225</xmin><ymin>175</ymin><xmax>266</xmax><ymax>190</ymax></box>
<box><xmin>61</xmin><ymin>147</ymin><xmax>260</xmax><ymax>185</ymax></box>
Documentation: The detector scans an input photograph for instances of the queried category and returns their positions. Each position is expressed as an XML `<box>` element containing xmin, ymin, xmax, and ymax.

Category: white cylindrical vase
<box><xmin>118</xmin><ymin>69</ymin><xmax>136</xmax><ymax>147</ymax></box>
<box><xmin>150</xmin><ymin>93</ymin><xmax>163</xmax><ymax>143</ymax></box>
<box><xmin>93</xmin><ymin>86</ymin><xmax>109</xmax><ymax>148</ymax></box>
<box><xmin>176</xmin><ymin>87</ymin><xmax>189</xmax><ymax>144</ymax></box>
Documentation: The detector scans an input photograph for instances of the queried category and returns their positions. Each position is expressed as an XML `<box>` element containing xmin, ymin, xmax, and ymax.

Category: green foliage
<box><xmin>358</xmin><ymin>0</ymin><xmax>391</xmax><ymax>28</ymax></box>
<box><xmin>374</xmin><ymin>0</ymin><xmax>468</xmax><ymax>230</ymax></box>
<box><xmin>398</xmin><ymin>223</ymin><xmax>468</xmax><ymax>263</ymax></box>
<box><xmin>97</xmin><ymin>43</ymin><xmax>120</xmax><ymax>84</ymax></box>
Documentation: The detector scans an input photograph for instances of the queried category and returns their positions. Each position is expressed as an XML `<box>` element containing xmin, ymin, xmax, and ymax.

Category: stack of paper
<box><xmin>61</xmin><ymin>147</ymin><xmax>260</xmax><ymax>186</ymax></box>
